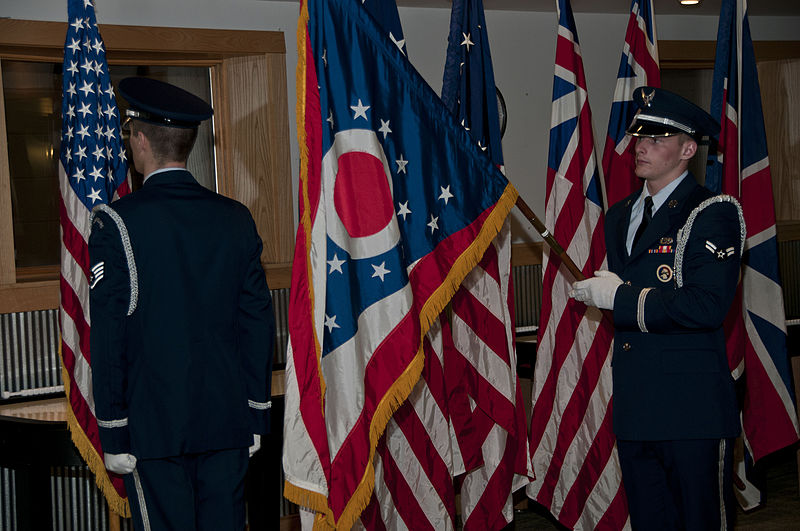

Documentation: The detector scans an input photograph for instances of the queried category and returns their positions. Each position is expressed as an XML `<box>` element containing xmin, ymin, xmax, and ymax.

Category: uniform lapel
<box><xmin>628</xmin><ymin>174</ymin><xmax>697</xmax><ymax>261</ymax></box>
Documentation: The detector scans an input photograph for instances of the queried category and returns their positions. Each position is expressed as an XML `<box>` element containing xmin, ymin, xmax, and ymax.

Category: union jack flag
<box><xmin>527</xmin><ymin>0</ymin><xmax>629</xmax><ymax>528</ymax></box>
<box><xmin>602</xmin><ymin>0</ymin><xmax>659</xmax><ymax>209</ymax></box>
<box><xmin>282</xmin><ymin>0</ymin><xmax>517</xmax><ymax>528</ymax></box>
<box><xmin>59</xmin><ymin>0</ymin><xmax>130</xmax><ymax>516</ymax></box>
<box><xmin>706</xmin><ymin>0</ymin><xmax>799</xmax><ymax>510</ymax></box>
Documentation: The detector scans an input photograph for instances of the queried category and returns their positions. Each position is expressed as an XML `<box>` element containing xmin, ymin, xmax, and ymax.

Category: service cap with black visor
<box><xmin>626</xmin><ymin>85</ymin><xmax>720</xmax><ymax>144</ymax></box>
<box><xmin>118</xmin><ymin>76</ymin><xmax>213</xmax><ymax>131</ymax></box>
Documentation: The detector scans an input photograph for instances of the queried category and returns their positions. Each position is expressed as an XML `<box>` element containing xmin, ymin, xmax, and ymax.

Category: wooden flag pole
<box><xmin>514</xmin><ymin>195</ymin><xmax>586</xmax><ymax>282</ymax></box>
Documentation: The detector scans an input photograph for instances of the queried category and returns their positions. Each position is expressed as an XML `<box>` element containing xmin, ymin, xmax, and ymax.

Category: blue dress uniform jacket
<box><xmin>89</xmin><ymin>169</ymin><xmax>275</xmax><ymax>460</ymax></box>
<box><xmin>605</xmin><ymin>174</ymin><xmax>742</xmax><ymax>441</ymax></box>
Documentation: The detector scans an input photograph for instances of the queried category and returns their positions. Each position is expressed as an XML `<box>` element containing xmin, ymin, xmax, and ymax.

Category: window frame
<box><xmin>0</xmin><ymin>19</ymin><xmax>293</xmax><ymax>313</ymax></box>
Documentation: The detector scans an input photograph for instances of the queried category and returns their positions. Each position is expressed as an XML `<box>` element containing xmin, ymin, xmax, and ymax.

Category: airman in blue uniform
<box><xmin>89</xmin><ymin>77</ymin><xmax>275</xmax><ymax>530</ymax></box>
<box><xmin>570</xmin><ymin>87</ymin><xmax>744</xmax><ymax>530</ymax></box>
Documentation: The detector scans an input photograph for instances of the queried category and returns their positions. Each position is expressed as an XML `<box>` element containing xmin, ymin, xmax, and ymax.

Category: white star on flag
<box><xmin>87</xmin><ymin>188</ymin><xmax>102</xmax><ymax>203</ymax></box>
<box><xmin>427</xmin><ymin>214</ymin><xmax>439</xmax><ymax>234</ymax></box>
<box><xmin>378</xmin><ymin>119</ymin><xmax>392</xmax><ymax>139</ymax></box>
<box><xmin>395</xmin><ymin>154</ymin><xmax>408</xmax><ymax>174</ymax></box>
<box><xmin>327</xmin><ymin>111</ymin><xmax>335</xmax><ymax>128</ymax></box>
<box><xmin>397</xmin><ymin>201</ymin><xmax>411</xmax><ymax>220</ymax></box>
<box><xmin>389</xmin><ymin>32</ymin><xmax>406</xmax><ymax>55</ymax></box>
<box><xmin>461</xmin><ymin>32</ymin><xmax>474</xmax><ymax>52</ymax></box>
<box><xmin>350</xmin><ymin>99</ymin><xmax>370</xmax><ymax>121</ymax></box>
<box><xmin>78</xmin><ymin>102</ymin><xmax>92</xmax><ymax>118</ymax></box>
<box><xmin>324</xmin><ymin>314</ymin><xmax>340</xmax><ymax>332</ymax></box>
<box><xmin>371</xmin><ymin>262</ymin><xmax>390</xmax><ymax>281</ymax></box>
<box><xmin>438</xmin><ymin>185</ymin><xmax>454</xmax><ymax>205</ymax></box>
<box><xmin>90</xmin><ymin>166</ymin><xmax>104</xmax><ymax>181</ymax></box>
<box><xmin>328</xmin><ymin>254</ymin><xmax>345</xmax><ymax>274</ymax></box>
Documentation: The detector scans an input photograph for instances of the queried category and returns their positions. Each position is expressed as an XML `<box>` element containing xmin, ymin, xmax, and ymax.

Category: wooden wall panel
<box><xmin>0</xmin><ymin>65</ymin><xmax>14</xmax><ymax>285</ymax></box>
<box><xmin>759</xmin><ymin>58</ymin><xmax>800</xmax><ymax>221</ymax></box>
<box><xmin>222</xmin><ymin>54</ymin><xmax>293</xmax><ymax>265</ymax></box>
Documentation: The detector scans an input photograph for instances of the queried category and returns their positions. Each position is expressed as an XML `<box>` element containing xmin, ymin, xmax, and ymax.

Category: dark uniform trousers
<box><xmin>125</xmin><ymin>448</ymin><xmax>248</xmax><ymax>531</ymax></box>
<box><xmin>605</xmin><ymin>175</ymin><xmax>743</xmax><ymax>530</ymax></box>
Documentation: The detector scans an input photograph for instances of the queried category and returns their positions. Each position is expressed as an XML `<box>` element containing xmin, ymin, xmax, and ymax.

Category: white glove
<box><xmin>249</xmin><ymin>434</ymin><xmax>261</xmax><ymax>457</ymax></box>
<box><xmin>104</xmin><ymin>453</ymin><xmax>137</xmax><ymax>475</ymax></box>
<box><xmin>569</xmin><ymin>270</ymin><xmax>623</xmax><ymax>310</ymax></box>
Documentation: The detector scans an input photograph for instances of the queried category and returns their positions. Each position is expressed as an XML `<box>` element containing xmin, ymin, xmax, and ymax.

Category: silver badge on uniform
<box><xmin>656</xmin><ymin>264</ymin><xmax>673</xmax><ymax>283</ymax></box>
<box><xmin>89</xmin><ymin>262</ymin><xmax>104</xmax><ymax>289</ymax></box>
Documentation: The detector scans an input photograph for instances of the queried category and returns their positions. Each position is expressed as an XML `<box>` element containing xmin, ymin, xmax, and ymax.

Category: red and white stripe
<box><xmin>528</xmin><ymin>3</ymin><xmax>629</xmax><ymax>529</ymax></box>
<box><xmin>359</xmin><ymin>319</ymin><xmax>458</xmax><ymax>530</ymax></box>
<box><xmin>449</xmin><ymin>220</ymin><xmax>532</xmax><ymax>531</ymax></box>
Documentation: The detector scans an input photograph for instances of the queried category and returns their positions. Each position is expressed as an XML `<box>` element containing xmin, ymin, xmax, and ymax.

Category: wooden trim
<box><xmin>0</xmin><ymin>65</ymin><xmax>14</xmax><ymax>285</ymax></box>
<box><xmin>265</xmin><ymin>263</ymin><xmax>293</xmax><ymax>290</ymax></box>
<box><xmin>778</xmin><ymin>221</ymin><xmax>800</xmax><ymax>242</ymax></box>
<box><xmin>659</xmin><ymin>40</ymin><xmax>717</xmax><ymax>69</ymax></box>
<box><xmin>0</xmin><ymin>19</ymin><xmax>285</xmax><ymax>56</ymax></box>
<box><xmin>0</xmin><ymin>265</ymin><xmax>290</xmax><ymax>313</ymax></box>
<box><xmin>660</xmin><ymin>40</ymin><xmax>800</xmax><ymax>69</ymax></box>
<box><xmin>511</xmin><ymin>241</ymin><xmax>543</xmax><ymax>267</ymax></box>
<box><xmin>15</xmin><ymin>265</ymin><xmax>60</xmax><ymax>283</ymax></box>
<box><xmin>0</xmin><ymin>280</ymin><xmax>59</xmax><ymax>314</ymax></box>
<box><xmin>222</xmin><ymin>53</ymin><xmax>294</xmax><ymax>264</ymax></box>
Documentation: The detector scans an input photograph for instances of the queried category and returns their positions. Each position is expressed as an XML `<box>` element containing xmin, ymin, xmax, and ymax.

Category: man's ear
<box><xmin>680</xmin><ymin>139</ymin><xmax>697</xmax><ymax>160</ymax></box>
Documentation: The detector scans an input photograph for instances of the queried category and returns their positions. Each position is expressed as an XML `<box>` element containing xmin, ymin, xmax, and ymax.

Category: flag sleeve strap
<box><xmin>238</xmin><ymin>213</ymin><xmax>276</xmax><ymax>436</ymax></box>
<box><xmin>613</xmin><ymin>198</ymin><xmax>745</xmax><ymax>334</ymax></box>
<box><xmin>88</xmin><ymin>208</ymin><xmax>133</xmax><ymax>455</ymax></box>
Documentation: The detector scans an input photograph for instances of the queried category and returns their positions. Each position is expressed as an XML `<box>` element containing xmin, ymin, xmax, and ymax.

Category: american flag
<box><xmin>706</xmin><ymin>0</ymin><xmax>799</xmax><ymax>510</ymax></box>
<box><xmin>527</xmin><ymin>0</ymin><xmax>629</xmax><ymax>529</ymax></box>
<box><xmin>441</xmin><ymin>0</ymin><xmax>531</xmax><ymax>528</ymax></box>
<box><xmin>282</xmin><ymin>0</ymin><xmax>517</xmax><ymax>528</ymax></box>
<box><xmin>601</xmin><ymin>0</ymin><xmax>659</xmax><ymax>209</ymax></box>
<box><xmin>59</xmin><ymin>0</ymin><xmax>130</xmax><ymax>516</ymax></box>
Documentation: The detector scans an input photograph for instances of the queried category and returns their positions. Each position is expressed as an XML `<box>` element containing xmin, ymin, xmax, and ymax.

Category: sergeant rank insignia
<box><xmin>705</xmin><ymin>240</ymin><xmax>735</xmax><ymax>261</ymax></box>
<box><xmin>89</xmin><ymin>262</ymin><xmax>104</xmax><ymax>289</ymax></box>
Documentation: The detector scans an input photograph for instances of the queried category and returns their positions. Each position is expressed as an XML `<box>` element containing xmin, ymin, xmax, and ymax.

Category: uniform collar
<box><xmin>142</xmin><ymin>168</ymin><xmax>195</xmax><ymax>187</ymax></box>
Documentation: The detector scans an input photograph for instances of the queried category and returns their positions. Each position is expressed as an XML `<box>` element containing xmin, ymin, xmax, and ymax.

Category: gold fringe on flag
<box><xmin>59</xmin><ymin>342</ymin><xmax>131</xmax><ymax>518</ymax></box>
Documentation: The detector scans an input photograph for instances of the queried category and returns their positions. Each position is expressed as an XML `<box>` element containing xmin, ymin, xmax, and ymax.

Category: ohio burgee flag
<box><xmin>282</xmin><ymin>0</ymin><xmax>518</xmax><ymax>528</ymax></box>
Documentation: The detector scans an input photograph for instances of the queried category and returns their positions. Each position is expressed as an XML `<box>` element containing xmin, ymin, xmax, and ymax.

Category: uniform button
<box><xmin>622</xmin><ymin>343</ymin><xmax>632</xmax><ymax>351</ymax></box>
<box><xmin>625</xmin><ymin>281</ymin><xmax>632</xmax><ymax>286</ymax></box>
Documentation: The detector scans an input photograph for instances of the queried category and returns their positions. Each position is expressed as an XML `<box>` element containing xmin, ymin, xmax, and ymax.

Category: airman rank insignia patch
<box><xmin>89</xmin><ymin>262</ymin><xmax>104</xmax><ymax>289</ymax></box>
<box><xmin>656</xmin><ymin>264</ymin><xmax>673</xmax><ymax>283</ymax></box>
<box><xmin>705</xmin><ymin>240</ymin><xmax>735</xmax><ymax>261</ymax></box>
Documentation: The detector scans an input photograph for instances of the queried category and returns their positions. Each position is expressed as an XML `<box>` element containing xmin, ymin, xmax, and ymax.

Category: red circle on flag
<box><xmin>334</xmin><ymin>151</ymin><xmax>393</xmax><ymax>238</ymax></box>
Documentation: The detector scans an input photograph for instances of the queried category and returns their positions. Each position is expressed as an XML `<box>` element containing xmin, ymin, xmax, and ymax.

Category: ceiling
<box><xmin>397</xmin><ymin>0</ymin><xmax>800</xmax><ymax>16</ymax></box>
